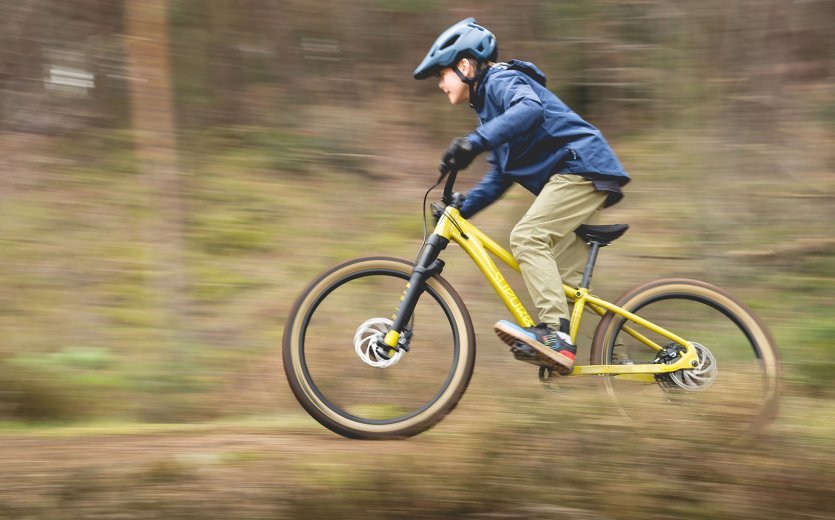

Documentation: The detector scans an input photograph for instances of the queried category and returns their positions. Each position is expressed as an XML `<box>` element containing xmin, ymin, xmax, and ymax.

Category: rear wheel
<box><xmin>591</xmin><ymin>278</ymin><xmax>781</xmax><ymax>439</ymax></box>
<box><xmin>283</xmin><ymin>256</ymin><xmax>476</xmax><ymax>439</ymax></box>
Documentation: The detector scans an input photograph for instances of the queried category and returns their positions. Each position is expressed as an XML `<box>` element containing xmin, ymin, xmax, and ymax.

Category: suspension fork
<box><xmin>382</xmin><ymin>234</ymin><xmax>449</xmax><ymax>352</ymax></box>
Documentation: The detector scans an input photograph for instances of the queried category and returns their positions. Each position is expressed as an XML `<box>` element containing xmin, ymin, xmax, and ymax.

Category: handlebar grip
<box><xmin>438</xmin><ymin>161</ymin><xmax>450</xmax><ymax>180</ymax></box>
<box><xmin>441</xmin><ymin>166</ymin><xmax>459</xmax><ymax>205</ymax></box>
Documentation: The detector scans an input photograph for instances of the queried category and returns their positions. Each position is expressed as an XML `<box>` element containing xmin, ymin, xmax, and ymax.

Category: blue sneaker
<box><xmin>494</xmin><ymin>320</ymin><xmax>577</xmax><ymax>374</ymax></box>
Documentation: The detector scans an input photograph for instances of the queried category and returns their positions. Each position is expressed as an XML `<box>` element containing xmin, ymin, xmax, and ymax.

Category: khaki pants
<box><xmin>509</xmin><ymin>174</ymin><xmax>607</xmax><ymax>329</ymax></box>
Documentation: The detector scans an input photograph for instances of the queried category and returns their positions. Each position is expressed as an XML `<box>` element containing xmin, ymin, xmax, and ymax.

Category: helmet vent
<box><xmin>440</xmin><ymin>35</ymin><xmax>460</xmax><ymax>50</ymax></box>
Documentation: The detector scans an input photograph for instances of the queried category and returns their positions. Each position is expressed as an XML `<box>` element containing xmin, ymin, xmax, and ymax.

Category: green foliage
<box><xmin>0</xmin><ymin>347</ymin><xmax>128</xmax><ymax>422</ymax></box>
<box><xmin>190</xmin><ymin>263</ymin><xmax>258</xmax><ymax>302</ymax></box>
<box><xmin>190</xmin><ymin>126</ymin><xmax>317</xmax><ymax>175</ymax></box>
<box><xmin>374</xmin><ymin>0</ymin><xmax>440</xmax><ymax>13</ymax></box>
<box><xmin>191</xmin><ymin>211</ymin><xmax>276</xmax><ymax>255</ymax></box>
<box><xmin>0</xmin><ymin>360</ymin><xmax>91</xmax><ymax>422</ymax></box>
<box><xmin>52</xmin><ymin>129</ymin><xmax>138</xmax><ymax>176</ymax></box>
<box><xmin>790</xmin><ymin>317</ymin><xmax>835</xmax><ymax>397</ymax></box>
<box><xmin>13</xmin><ymin>346</ymin><xmax>115</xmax><ymax>371</ymax></box>
<box><xmin>138</xmin><ymin>458</ymin><xmax>195</xmax><ymax>484</ymax></box>
<box><xmin>822</xmin><ymin>102</ymin><xmax>835</xmax><ymax>129</ymax></box>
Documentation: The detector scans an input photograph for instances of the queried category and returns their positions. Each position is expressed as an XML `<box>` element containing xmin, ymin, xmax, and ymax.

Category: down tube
<box><xmin>451</xmin><ymin>225</ymin><xmax>536</xmax><ymax>328</ymax></box>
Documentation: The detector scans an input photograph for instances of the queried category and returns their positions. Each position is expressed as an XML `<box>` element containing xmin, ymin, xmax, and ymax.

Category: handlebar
<box><xmin>436</xmin><ymin>165</ymin><xmax>459</xmax><ymax>206</ymax></box>
<box><xmin>427</xmin><ymin>166</ymin><xmax>465</xmax><ymax>230</ymax></box>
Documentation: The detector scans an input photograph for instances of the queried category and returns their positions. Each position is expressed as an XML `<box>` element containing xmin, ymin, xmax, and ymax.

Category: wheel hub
<box><xmin>354</xmin><ymin>318</ymin><xmax>405</xmax><ymax>368</ymax></box>
<box><xmin>654</xmin><ymin>342</ymin><xmax>717</xmax><ymax>392</ymax></box>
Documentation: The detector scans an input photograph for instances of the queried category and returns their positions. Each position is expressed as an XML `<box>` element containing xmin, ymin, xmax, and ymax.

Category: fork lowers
<box><xmin>388</xmin><ymin>234</ymin><xmax>449</xmax><ymax>337</ymax></box>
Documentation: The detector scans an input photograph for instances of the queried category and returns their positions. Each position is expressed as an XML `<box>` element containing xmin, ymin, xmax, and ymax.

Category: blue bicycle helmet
<box><xmin>413</xmin><ymin>18</ymin><xmax>498</xmax><ymax>80</ymax></box>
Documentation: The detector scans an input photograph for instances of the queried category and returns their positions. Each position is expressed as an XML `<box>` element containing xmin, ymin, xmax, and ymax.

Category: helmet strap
<box><xmin>454</xmin><ymin>65</ymin><xmax>488</xmax><ymax>108</ymax></box>
<box><xmin>453</xmin><ymin>66</ymin><xmax>473</xmax><ymax>85</ymax></box>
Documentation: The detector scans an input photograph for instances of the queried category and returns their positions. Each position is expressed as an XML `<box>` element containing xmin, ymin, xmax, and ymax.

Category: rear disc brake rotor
<box><xmin>656</xmin><ymin>342</ymin><xmax>717</xmax><ymax>392</ymax></box>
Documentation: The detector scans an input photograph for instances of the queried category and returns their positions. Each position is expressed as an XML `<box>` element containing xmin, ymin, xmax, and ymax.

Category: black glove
<box><xmin>439</xmin><ymin>137</ymin><xmax>480</xmax><ymax>174</ymax></box>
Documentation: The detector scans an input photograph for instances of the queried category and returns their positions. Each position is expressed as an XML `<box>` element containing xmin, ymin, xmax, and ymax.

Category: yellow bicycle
<box><xmin>283</xmin><ymin>168</ymin><xmax>781</xmax><ymax>439</ymax></box>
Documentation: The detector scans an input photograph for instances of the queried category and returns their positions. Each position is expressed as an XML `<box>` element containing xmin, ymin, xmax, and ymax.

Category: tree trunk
<box><xmin>124</xmin><ymin>0</ymin><xmax>188</xmax><ymax>358</ymax></box>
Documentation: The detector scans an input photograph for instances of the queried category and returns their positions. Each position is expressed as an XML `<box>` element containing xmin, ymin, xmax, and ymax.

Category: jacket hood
<box><xmin>471</xmin><ymin>60</ymin><xmax>548</xmax><ymax>111</ymax></box>
<box><xmin>494</xmin><ymin>59</ymin><xmax>548</xmax><ymax>87</ymax></box>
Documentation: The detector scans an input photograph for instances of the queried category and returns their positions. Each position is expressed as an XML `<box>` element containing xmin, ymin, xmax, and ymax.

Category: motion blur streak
<box><xmin>0</xmin><ymin>1</ymin><xmax>832</xmax><ymax>518</ymax></box>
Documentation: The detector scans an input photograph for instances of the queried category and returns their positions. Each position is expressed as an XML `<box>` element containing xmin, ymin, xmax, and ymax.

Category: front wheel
<box><xmin>591</xmin><ymin>278</ymin><xmax>781</xmax><ymax>439</ymax></box>
<box><xmin>283</xmin><ymin>256</ymin><xmax>476</xmax><ymax>439</ymax></box>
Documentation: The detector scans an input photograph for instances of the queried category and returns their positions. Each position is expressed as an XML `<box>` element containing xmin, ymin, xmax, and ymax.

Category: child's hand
<box><xmin>440</xmin><ymin>137</ymin><xmax>479</xmax><ymax>173</ymax></box>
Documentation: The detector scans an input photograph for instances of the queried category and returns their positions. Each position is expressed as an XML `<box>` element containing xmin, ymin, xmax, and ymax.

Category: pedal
<box><xmin>499</xmin><ymin>333</ymin><xmax>574</xmax><ymax>373</ymax></box>
<box><xmin>510</xmin><ymin>341</ymin><xmax>537</xmax><ymax>360</ymax></box>
<box><xmin>508</xmin><ymin>340</ymin><xmax>567</xmax><ymax>370</ymax></box>
<box><xmin>538</xmin><ymin>366</ymin><xmax>569</xmax><ymax>394</ymax></box>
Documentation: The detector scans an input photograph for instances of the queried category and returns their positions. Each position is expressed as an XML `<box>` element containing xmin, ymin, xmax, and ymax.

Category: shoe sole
<box><xmin>494</xmin><ymin>322</ymin><xmax>574</xmax><ymax>375</ymax></box>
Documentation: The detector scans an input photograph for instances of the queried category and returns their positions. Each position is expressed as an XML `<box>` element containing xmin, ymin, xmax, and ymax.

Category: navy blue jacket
<box><xmin>459</xmin><ymin>60</ymin><xmax>630</xmax><ymax>218</ymax></box>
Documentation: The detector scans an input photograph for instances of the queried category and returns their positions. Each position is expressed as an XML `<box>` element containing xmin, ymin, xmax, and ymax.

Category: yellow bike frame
<box><xmin>433</xmin><ymin>207</ymin><xmax>699</xmax><ymax>379</ymax></box>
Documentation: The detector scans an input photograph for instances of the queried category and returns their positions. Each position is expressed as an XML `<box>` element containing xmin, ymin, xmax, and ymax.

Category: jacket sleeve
<box><xmin>459</xmin><ymin>153</ymin><xmax>513</xmax><ymax>219</ymax></box>
<box><xmin>468</xmin><ymin>75</ymin><xmax>545</xmax><ymax>151</ymax></box>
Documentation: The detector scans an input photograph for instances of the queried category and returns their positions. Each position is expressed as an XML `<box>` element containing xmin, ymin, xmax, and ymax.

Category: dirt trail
<box><xmin>0</xmin><ymin>426</ymin><xmax>391</xmax><ymax>477</ymax></box>
<box><xmin>0</xmin><ymin>426</ymin><xmax>417</xmax><ymax>518</ymax></box>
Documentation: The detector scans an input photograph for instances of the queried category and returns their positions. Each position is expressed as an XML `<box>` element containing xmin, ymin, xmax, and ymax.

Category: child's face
<box><xmin>437</xmin><ymin>60</ymin><xmax>473</xmax><ymax>105</ymax></box>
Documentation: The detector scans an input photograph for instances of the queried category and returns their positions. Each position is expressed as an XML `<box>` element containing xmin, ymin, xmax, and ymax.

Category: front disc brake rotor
<box><xmin>354</xmin><ymin>318</ymin><xmax>405</xmax><ymax>368</ymax></box>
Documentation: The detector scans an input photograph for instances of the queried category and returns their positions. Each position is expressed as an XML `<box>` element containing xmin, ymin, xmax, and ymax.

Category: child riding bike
<box><xmin>414</xmin><ymin>18</ymin><xmax>631</xmax><ymax>372</ymax></box>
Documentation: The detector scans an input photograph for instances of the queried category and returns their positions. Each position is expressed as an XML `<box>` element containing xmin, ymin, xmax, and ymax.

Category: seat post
<box><xmin>580</xmin><ymin>241</ymin><xmax>604</xmax><ymax>289</ymax></box>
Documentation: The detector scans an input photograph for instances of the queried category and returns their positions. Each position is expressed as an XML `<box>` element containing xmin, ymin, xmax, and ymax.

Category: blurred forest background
<box><xmin>0</xmin><ymin>1</ymin><xmax>834</xmax><ymax>518</ymax></box>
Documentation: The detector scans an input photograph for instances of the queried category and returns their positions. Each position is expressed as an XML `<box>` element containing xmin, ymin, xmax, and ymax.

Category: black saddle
<box><xmin>574</xmin><ymin>224</ymin><xmax>629</xmax><ymax>245</ymax></box>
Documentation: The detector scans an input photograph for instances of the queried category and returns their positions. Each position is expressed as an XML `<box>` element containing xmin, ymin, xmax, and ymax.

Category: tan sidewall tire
<box><xmin>591</xmin><ymin>278</ymin><xmax>781</xmax><ymax>433</ymax></box>
<box><xmin>282</xmin><ymin>256</ymin><xmax>476</xmax><ymax>439</ymax></box>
